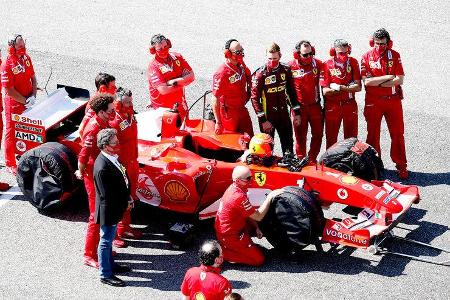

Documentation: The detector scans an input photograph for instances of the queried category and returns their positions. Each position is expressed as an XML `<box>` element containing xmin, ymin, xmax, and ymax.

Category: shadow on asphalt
<box><xmin>384</xmin><ymin>169</ymin><xmax>450</xmax><ymax>187</ymax></box>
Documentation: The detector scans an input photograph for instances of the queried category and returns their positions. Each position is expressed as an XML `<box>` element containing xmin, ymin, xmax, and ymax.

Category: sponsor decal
<box><xmin>254</xmin><ymin>171</ymin><xmax>266</xmax><ymax>187</ymax></box>
<box><xmin>12</xmin><ymin>64</ymin><xmax>25</xmax><ymax>74</ymax></box>
<box><xmin>280</xmin><ymin>73</ymin><xmax>286</xmax><ymax>80</ymax></box>
<box><xmin>361</xmin><ymin>208</ymin><xmax>374</xmax><ymax>219</ymax></box>
<box><xmin>194</xmin><ymin>291</ymin><xmax>206</xmax><ymax>300</ymax></box>
<box><xmin>136</xmin><ymin>173</ymin><xmax>162</xmax><ymax>206</ymax></box>
<box><xmin>25</xmin><ymin>60</ymin><xmax>30</xmax><ymax>67</ymax></box>
<box><xmin>330</xmin><ymin>68</ymin><xmax>342</xmax><ymax>76</ymax></box>
<box><xmin>164</xmin><ymin>180</ymin><xmax>190</xmax><ymax>202</ymax></box>
<box><xmin>16</xmin><ymin>140</ymin><xmax>26</xmax><ymax>152</ymax></box>
<box><xmin>361</xmin><ymin>183</ymin><xmax>373</xmax><ymax>191</ymax></box>
<box><xmin>342</xmin><ymin>217</ymin><xmax>356</xmax><ymax>228</ymax></box>
<box><xmin>119</xmin><ymin>120</ymin><xmax>130</xmax><ymax>130</ymax></box>
<box><xmin>265</xmin><ymin>75</ymin><xmax>276</xmax><ymax>85</ymax></box>
<box><xmin>337</xmin><ymin>188</ymin><xmax>348</xmax><ymax>200</ymax></box>
<box><xmin>375</xmin><ymin>190</ymin><xmax>386</xmax><ymax>200</ymax></box>
<box><xmin>369</xmin><ymin>60</ymin><xmax>381</xmax><ymax>69</ymax></box>
<box><xmin>14</xmin><ymin>123</ymin><xmax>43</xmax><ymax>133</ymax></box>
<box><xmin>12</xmin><ymin>114</ymin><xmax>43</xmax><ymax>126</ymax></box>
<box><xmin>332</xmin><ymin>223</ymin><xmax>343</xmax><ymax>231</ymax></box>
<box><xmin>267</xmin><ymin>85</ymin><xmax>285</xmax><ymax>93</ymax></box>
<box><xmin>15</xmin><ymin>131</ymin><xmax>43</xmax><ymax>143</ymax></box>
<box><xmin>375</xmin><ymin>212</ymin><xmax>382</xmax><ymax>219</ymax></box>
<box><xmin>347</xmin><ymin>65</ymin><xmax>352</xmax><ymax>73</ymax></box>
<box><xmin>175</xmin><ymin>60</ymin><xmax>181</xmax><ymax>67</ymax></box>
<box><xmin>340</xmin><ymin>175</ymin><xmax>358</xmax><ymax>185</ymax></box>
<box><xmin>383</xmin><ymin>193</ymin><xmax>395</xmax><ymax>204</ymax></box>
<box><xmin>228</xmin><ymin>73</ymin><xmax>242</xmax><ymax>83</ymax></box>
<box><xmin>159</xmin><ymin>65</ymin><xmax>171</xmax><ymax>74</ymax></box>
<box><xmin>313</xmin><ymin>68</ymin><xmax>318</xmax><ymax>75</ymax></box>
<box><xmin>388</xmin><ymin>61</ymin><xmax>393</xmax><ymax>67</ymax></box>
<box><xmin>325</xmin><ymin>171</ymin><xmax>341</xmax><ymax>179</ymax></box>
<box><xmin>325</xmin><ymin>229</ymin><xmax>368</xmax><ymax>245</ymax></box>
<box><xmin>292</xmin><ymin>69</ymin><xmax>305</xmax><ymax>78</ymax></box>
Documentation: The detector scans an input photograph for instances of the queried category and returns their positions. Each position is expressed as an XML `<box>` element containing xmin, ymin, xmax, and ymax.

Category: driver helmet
<box><xmin>249</xmin><ymin>133</ymin><xmax>274</xmax><ymax>158</ymax></box>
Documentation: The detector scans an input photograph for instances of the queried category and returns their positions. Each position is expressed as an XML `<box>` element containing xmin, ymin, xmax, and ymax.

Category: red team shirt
<box><xmin>215</xmin><ymin>183</ymin><xmax>255</xmax><ymax>236</ymax></box>
<box><xmin>321</xmin><ymin>57</ymin><xmax>361</xmax><ymax>101</ymax></box>
<box><xmin>78</xmin><ymin>115</ymin><xmax>109</xmax><ymax>166</ymax></box>
<box><xmin>360</xmin><ymin>49</ymin><xmax>404</xmax><ymax>99</ymax></box>
<box><xmin>181</xmin><ymin>265</ymin><xmax>232</xmax><ymax>300</ymax></box>
<box><xmin>212</xmin><ymin>63</ymin><xmax>251</xmax><ymax>109</ymax></box>
<box><xmin>1</xmin><ymin>53</ymin><xmax>35</xmax><ymax>98</ymax></box>
<box><xmin>147</xmin><ymin>52</ymin><xmax>192</xmax><ymax>109</ymax></box>
<box><xmin>288</xmin><ymin>58</ymin><xmax>323</xmax><ymax>105</ymax></box>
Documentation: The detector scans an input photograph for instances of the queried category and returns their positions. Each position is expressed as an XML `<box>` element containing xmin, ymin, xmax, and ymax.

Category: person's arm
<box><xmin>250</xmin><ymin>188</ymin><xmax>284</xmax><ymax>222</ymax></box>
<box><xmin>286</xmin><ymin>67</ymin><xmax>301</xmax><ymax>126</ymax></box>
<box><xmin>250</xmin><ymin>70</ymin><xmax>272</xmax><ymax>132</ymax></box>
<box><xmin>379</xmin><ymin>75</ymin><xmax>404</xmax><ymax>87</ymax></box>
<box><xmin>4</xmin><ymin>87</ymin><xmax>27</xmax><ymax>104</ymax></box>
<box><xmin>31</xmin><ymin>74</ymin><xmax>37</xmax><ymax>97</ymax></box>
<box><xmin>363</xmin><ymin>74</ymin><xmax>396</xmax><ymax>86</ymax></box>
<box><xmin>340</xmin><ymin>80</ymin><xmax>362</xmax><ymax>92</ymax></box>
<box><xmin>211</xmin><ymin>94</ymin><xmax>223</xmax><ymax>134</ymax></box>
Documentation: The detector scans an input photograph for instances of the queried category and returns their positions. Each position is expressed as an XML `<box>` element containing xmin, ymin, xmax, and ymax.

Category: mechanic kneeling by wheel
<box><xmin>214</xmin><ymin>166</ymin><xmax>272</xmax><ymax>266</ymax></box>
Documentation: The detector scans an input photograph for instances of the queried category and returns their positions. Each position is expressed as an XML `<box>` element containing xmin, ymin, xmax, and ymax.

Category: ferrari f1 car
<box><xmin>13</xmin><ymin>86</ymin><xmax>449</xmax><ymax>265</ymax></box>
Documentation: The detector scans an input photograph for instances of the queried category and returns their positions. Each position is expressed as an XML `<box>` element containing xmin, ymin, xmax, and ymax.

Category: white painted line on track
<box><xmin>0</xmin><ymin>186</ymin><xmax>22</xmax><ymax>208</ymax></box>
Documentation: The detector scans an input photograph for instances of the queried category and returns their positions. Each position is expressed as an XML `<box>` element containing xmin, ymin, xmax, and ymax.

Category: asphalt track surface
<box><xmin>0</xmin><ymin>1</ymin><xmax>449</xmax><ymax>299</ymax></box>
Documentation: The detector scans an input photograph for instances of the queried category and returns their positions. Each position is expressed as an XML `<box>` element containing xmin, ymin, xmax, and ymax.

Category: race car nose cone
<box><xmin>386</xmin><ymin>199</ymin><xmax>403</xmax><ymax>214</ymax></box>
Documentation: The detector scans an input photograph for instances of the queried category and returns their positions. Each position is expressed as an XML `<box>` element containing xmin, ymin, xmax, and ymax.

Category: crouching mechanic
<box><xmin>181</xmin><ymin>240</ymin><xmax>232</xmax><ymax>300</ymax></box>
<box><xmin>211</xmin><ymin>39</ymin><xmax>253</xmax><ymax>135</ymax></box>
<box><xmin>321</xmin><ymin>39</ymin><xmax>362</xmax><ymax>149</ymax></box>
<box><xmin>215</xmin><ymin>166</ymin><xmax>272</xmax><ymax>266</ymax></box>
<box><xmin>147</xmin><ymin>34</ymin><xmax>195</xmax><ymax>121</ymax></box>
<box><xmin>1</xmin><ymin>34</ymin><xmax>37</xmax><ymax>173</ymax></box>
<box><xmin>251</xmin><ymin>42</ymin><xmax>300</xmax><ymax>155</ymax></box>
<box><xmin>109</xmin><ymin>87</ymin><xmax>143</xmax><ymax>239</ymax></box>
<box><xmin>361</xmin><ymin>28</ymin><xmax>408</xmax><ymax>179</ymax></box>
<box><xmin>75</xmin><ymin>94</ymin><xmax>123</xmax><ymax>268</ymax></box>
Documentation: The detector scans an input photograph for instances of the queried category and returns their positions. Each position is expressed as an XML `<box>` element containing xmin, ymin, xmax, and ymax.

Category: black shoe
<box><xmin>113</xmin><ymin>264</ymin><xmax>131</xmax><ymax>273</ymax></box>
<box><xmin>100</xmin><ymin>275</ymin><xmax>126</xmax><ymax>287</ymax></box>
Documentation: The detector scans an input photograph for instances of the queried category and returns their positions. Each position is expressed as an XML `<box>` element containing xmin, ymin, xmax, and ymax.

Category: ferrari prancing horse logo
<box><xmin>254</xmin><ymin>171</ymin><xmax>266</xmax><ymax>186</ymax></box>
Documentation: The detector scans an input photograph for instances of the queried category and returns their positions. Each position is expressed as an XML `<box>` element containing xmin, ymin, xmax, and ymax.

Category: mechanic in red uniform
<box><xmin>288</xmin><ymin>41</ymin><xmax>323</xmax><ymax>163</ymax></box>
<box><xmin>215</xmin><ymin>166</ymin><xmax>272</xmax><ymax>266</ymax></box>
<box><xmin>0</xmin><ymin>50</ymin><xmax>11</xmax><ymax>191</ymax></box>
<box><xmin>1</xmin><ymin>34</ymin><xmax>37</xmax><ymax>174</ymax></box>
<box><xmin>75</xmin><ymin>94</ymin><xmax>122</xmax><ymax>268</ymax></box>
<box><xmin>78</xmin><ymin>73</ymin><xmax>117</xmax><ymax>137</ymax></box>
<box><xmin>251</xmin><ymin>42</ymin><xmax>300</xmax><ymax>155</ymax></box>
<box><xmin>109</xmin><ymin>87</ymin><xmax>143</xmax><ymax>239</ymax></box>
<box><xmin>211</xmin><ymin>39</ymin><xmax>253</xmax><ymax>136</ymax></box>
<box><xmin>321</xmin><ymin>39</ymin><xmax>362</xmax><ymax>149</ymax></box>
<box><xmin>147</xmin><ymin>34</ymin><xmax>195</xmax><ymax>121</ymax></box>
<box><xmin>361</xmin><ymin>28</ymin><xmax>408</xmax><ymax>179</ymax></box>
<box><xmin>181</xmin><ymin>240</ymin><xmax>232</xmax><ymax>300</ymax></box>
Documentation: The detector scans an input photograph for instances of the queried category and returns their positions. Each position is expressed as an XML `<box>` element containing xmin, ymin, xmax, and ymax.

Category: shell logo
<box><xmin>194</xmin><ymin>292</ymin><xmax>206</xmax><ymax>300</ymax></box>
<box><xmin>340</xmin><ymin>175</ymin><xmax>359</xmax><ymax>185</ymax></box>
<box><xmin>13</xmin><ymin>114</ymin><xmax>20</xmax><ymax>121</ymax></box>
<box><xmin>164</xmin><ymin>180</ymin><xmax>190</xmax><ymax>203</ymax></box>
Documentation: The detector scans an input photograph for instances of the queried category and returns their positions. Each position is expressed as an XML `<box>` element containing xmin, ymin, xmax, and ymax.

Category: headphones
<box><xmin>98</xmin><ymin>85</ymin><xmax>108</xmax><ymax>93</ymax></box>
<box><xmin>8</xmin><ymin>34</ymin><xmax>22</xmax><ymax>55</ymax></box>
<box><xmin>224</xmin><ymin>38</ymin><xmax>238</xmax><ymax>59</ymax></box>
<box><xmin>369</xmin><ymin>37</ymin><xmax>393</xmax><ymax>49</ymax></box>
<box><xmin>329</xmin><ymin>44</ymin><xmax>352</xmax><ymax>56</ymax></box>
<box><xmin>149</xmin><ymin>34</ymin><xmax>172</xmax><ymax>55</ymax></box>
<box><xmin>293</xmin><ymin>40</ymin><xmax>315</xmax><ymax>59</ymax></box>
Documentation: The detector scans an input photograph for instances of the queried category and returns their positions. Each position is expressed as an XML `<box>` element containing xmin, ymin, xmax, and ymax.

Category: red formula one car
<box><xmin>15</xmin><ymin>86</ymin><xmax>441</xmax><ymax>263</ymax></box>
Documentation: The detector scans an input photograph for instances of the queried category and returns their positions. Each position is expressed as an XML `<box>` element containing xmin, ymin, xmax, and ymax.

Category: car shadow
<box><xmin>384</xmin><ymin>169</ymin><xmax>450</xmax><ymax>187</ymax></box>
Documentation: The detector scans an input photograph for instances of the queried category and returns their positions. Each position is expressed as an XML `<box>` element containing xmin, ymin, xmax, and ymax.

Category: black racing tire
<box><xmin>17</xmin><ymin>142</ymin><xmax>78</xmax><ymax>212</ymax></box>
<box><xmin>259</xmin><ymin>187</ymin><xmax>325</xmax><ymax>253</ymax></box>
<box><xmin>319</xmin><ymin>138</ymin><xmax>384</xmax><ymax>181</ymax></box>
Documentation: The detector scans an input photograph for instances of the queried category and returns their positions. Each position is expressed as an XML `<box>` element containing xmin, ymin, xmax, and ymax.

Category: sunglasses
<box><xmin>244</xmin><ymin>175</ymin><xmax>252</xmax><ymax>181</ymax></box>
<box><xmin>301</xmin><ymin>52</ymin><xmax>313</xmax><ymax>58</ymax></box>
<box><xmin>374</xmin><ymin>41</ymin><xmax>387</xmax><ymax>46</ymax></box>
<box><xmin>231</xmin><ymin>49</ymin><xmax>245</xmax><ymax>55</ymax></box>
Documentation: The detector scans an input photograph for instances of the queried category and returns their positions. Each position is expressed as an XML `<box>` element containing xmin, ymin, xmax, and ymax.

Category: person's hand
<box><xmin>293</xmin><ymin>115</ymin><xmax>301</xmax><ymax>126</ymax></box>
<box><xmin>167</xmin><ymin>79</ymin><xmax>179</xmax><ymax>87</ymax></box>
<box><xmin>74</xmin><ymin>170</ymin><xmax>83</xmax><ymax>180</ymax></box>
<box><xmin>256</xmin><ymin>227</ymin><xmax>264</xmax><ymax>239</ymax></box>
<box><xmin>25</xmin><ymin>96</ymin><xmax>36</xmax><ymax>107</ymax></box>
<box><xmin>261</xmin><ymin>121</ymin><xmax>273</xmax><ymax>133</ymax></box>
<box><xmin>215</xmin><ymin>122</ymin><xmax>223</xmax><ymax>135</ymax></box>
<box><xmin>127</xmin><ymin>198</ymin><xmax>134</xmax><ymax>210</ymax></box>
<box><xmin>330</xmin><ymin>83</ymin><xmax>341</xmax><ymax>91</ymax></box>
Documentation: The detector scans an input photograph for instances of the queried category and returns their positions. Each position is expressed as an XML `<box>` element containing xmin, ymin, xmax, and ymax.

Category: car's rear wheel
<box><xmin>259</xmin><ymin>186</ymin><xmax>325</xmax><ymax>253</ymax></box>
<box><xmin>319</xmin><ymin>138</ymin><xmax>384</xmax><ymax>181</ymax></box>
<box><xmin>17</xmin><ymin>142</ymin><xmax>78</xmax><ymax>212</ymax></box>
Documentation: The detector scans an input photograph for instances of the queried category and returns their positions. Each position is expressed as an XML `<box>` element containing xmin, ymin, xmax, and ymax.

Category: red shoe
<box><xmin>397</xmin><ymin>169</ymin><xmax>409</xmax><ymax>180</ymax></box>
<box><xmin>0</xmin><ymin>182</ymin><xmax>11</xmax><ymax>191</ymax></box>
<box><xmin>119</xmin><ymin>228</ymin><xmax>143</xmax><ymax>239</ymax></box>
<box><xmin>83</xmin><ymin>256</ymin><xmax>99</xmax><ymax>269</ymax></box>
<box><xmin>113</xmin><ymin>238</ymin><xmax>128</xmax><ymax>248</ymax></box>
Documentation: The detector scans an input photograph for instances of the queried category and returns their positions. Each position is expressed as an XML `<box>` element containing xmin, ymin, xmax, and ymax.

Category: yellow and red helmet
<box><xmin>249</xmin><ymin>133</ymin><xmax>274</xmax><ymax>158</ymax></box>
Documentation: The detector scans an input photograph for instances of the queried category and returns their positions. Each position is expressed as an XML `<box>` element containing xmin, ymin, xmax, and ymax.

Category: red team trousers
<box><xmin>83</xmin><ymin>164</ymin><xmax>100</xmax><ymax>258</ymax></box>
<box><xmin>293</xmin><ymin>103</ymin><xmax>323</xmax><ymax>162</ymax></box>
<box><xmin>324</xmin><ymin>100</ymin><xmax>358</xmax><ymax>148</ymax></box>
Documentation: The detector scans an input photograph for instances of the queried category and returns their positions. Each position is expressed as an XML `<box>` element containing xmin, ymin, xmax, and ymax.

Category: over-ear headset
<box><xmin>8</xmin><ymin>34</ymin><xmax>22</xmax><ymax>55</ymax></box>
<box><xmin>224</xmin><ymin>38</ymin><xmax>238</xmax><ymax>59</ymax></box>
<box><xmin>149</xmin><ymin>34</ymin><xmax>172</xmax><ymax>55</ymax></box>
<box><xmin>293</xmin><ymin>40</ymin><xmax>315</xmax><ymax>59</ymax></box>
<box><xmin>369</xmin><ymin>37</ymin><xmax>393</xmax><ymax>49</ymax></box>
<box><xmin>329</xmin><ymin>44</ymin><xmax>352</xmax><ymax>56</ymax></box>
